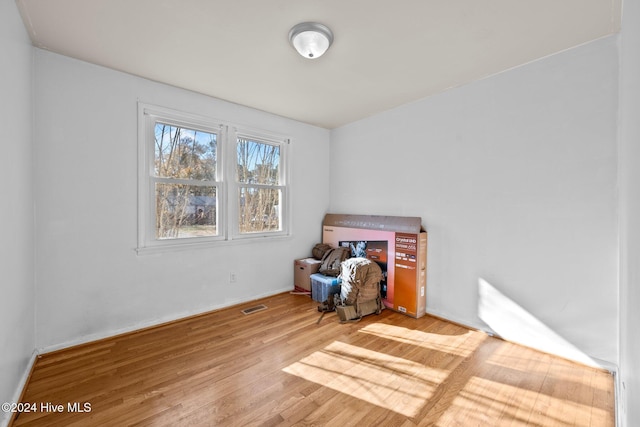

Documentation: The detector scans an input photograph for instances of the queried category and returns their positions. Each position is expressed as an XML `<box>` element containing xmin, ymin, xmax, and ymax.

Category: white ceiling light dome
<box><xmin>288</xmin><ymin>22</ymin><xmax>334</xmax><ymax>59</ymax></box>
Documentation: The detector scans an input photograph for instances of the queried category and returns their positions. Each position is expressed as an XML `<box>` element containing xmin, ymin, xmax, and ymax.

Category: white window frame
<box><xmin>228</xmin><ymin>126</ymin><xmax>291</xmax><ymax>240</ymax></box>
<box><xmin>137</xmin><ymin>103</ymin><xmax>291</xmax><ymax>254</ymax></box>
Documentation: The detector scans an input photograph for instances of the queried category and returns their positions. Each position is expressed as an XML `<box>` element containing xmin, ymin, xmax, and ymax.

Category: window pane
<box><xmin>156</xmin><ymin>183</ymin><xmax>217</xmax><ymax>239</ymax></box>
<box><xmin>238</xmin><ymin>187</ymin><xmax>281</xmax><ymax>233</ymax></box>
<box><xmin>155</xmin><ymin>123</ymin><xmax>217</xmax><ymax>180</ymax></box>
<box><xmin>236</xmin><ymin>138</ymin><xmax>280</xmax><ymax>185</ymax></box>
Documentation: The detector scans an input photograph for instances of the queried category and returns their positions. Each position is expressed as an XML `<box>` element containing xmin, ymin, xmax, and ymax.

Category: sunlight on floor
<box><xmin>446</xmin><ymin>375</ymin><xmax>613</xmax><ymax>426</ymax></box>
<box><xmin>283</xmin><ymin>340</ymin><xmax>449</xmax><ymax>417</ymax></box>
<box><xmin>282</xmin><ymin>315</ymin><xmax>612</xmax><ymax>425</ymax></box>
<box><xmin>358</xmin><ymin>322</ymin><xmax>478</xmax><ymax>358</ymax></box>
<box><xmin>439</xmin><ymin>376</ymin><xmax>540</xmax><ymax>426</ymax></box>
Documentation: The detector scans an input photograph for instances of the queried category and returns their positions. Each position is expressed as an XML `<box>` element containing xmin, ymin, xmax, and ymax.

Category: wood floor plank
<box><xmin>11</xmin><ymin>292</ymin><xmax>615</xmax><ymax>426</ymax></box>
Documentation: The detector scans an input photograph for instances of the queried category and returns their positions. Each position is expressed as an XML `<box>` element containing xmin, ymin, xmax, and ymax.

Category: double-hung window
<box><xmin>232</xmin><ymin>131</ymin><xmax>286</xmax><ymax>236</ymax></box>
<box><xmin>138</xmin><ymin>103</ymin><xmax>289</xmax><ymax>252</ymax></box>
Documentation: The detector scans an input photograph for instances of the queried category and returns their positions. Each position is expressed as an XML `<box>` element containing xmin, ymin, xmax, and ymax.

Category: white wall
<box><xmin>619</xmin><ymin>0</ymin><xmax>640</xmax><ymax>424</ymax></box>
<box><xmin>33</xmin><ymin>49</ymin><xmax>331</xmax><ymax>351</ymax></box>
<box><xmin>330</xmin><ymin>36</ymin><xmax>619</xmax><ymax>364</ymax></box>
<box><xmin>0</xmin><ymin>0</ymin><xmax>35</xmax><ymax>424</ymax></box>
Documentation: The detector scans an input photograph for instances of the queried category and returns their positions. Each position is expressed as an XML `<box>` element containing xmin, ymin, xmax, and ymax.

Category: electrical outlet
<box><xmin>229</xmin><ymin>272</ymin><xmax>237</xmax><ymax>283</ymax></box>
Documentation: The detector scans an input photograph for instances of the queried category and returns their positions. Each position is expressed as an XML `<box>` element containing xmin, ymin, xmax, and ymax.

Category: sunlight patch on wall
<box><xmin>282</xmin><ymin>340</ymin><xmax>448</xmax><ymax>417</ymax></box>
<box><xmin>478</xmin><ymin>278</ymin><xmax>598</xmax><ymax>367</ymax></box>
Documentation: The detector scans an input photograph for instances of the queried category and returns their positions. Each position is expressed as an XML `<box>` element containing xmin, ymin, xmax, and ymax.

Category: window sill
<box><xmin>135</xmin><ymin>233</ymin><xmax>293</xmax><ymax>256</ymax></box>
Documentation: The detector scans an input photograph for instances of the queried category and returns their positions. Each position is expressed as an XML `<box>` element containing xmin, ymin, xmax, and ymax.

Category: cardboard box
<box><xmin>294</xmin><ymin>258</ymin><xmax>322</xmax><ymax>292</ymax></box>
<box><xmin>310</xmin><ymin>273</ymin><xmax>341</xmax><ymax>302</ymax></box>
<box><xmin>322</xmin><ymin>214</ymin><xmax>427</xmax><ymax>318</ymax></box>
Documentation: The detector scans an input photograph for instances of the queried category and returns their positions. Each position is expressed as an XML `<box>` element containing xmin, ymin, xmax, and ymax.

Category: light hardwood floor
<box><xmin>11</xmin><ymin>292</ymin><xmax>615</xmax><ymax>426</ymax></box>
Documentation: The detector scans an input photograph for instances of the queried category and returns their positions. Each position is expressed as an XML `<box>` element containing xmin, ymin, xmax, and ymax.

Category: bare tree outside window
<box><xmin>236</xmin><ymin>137</ymin><xmax>282</xmax><ymax>233</ymax></box>
<box><xmin>154</xmin><ymin>123</ymin><xmax>218</xmax><ymax>239</ymax></box>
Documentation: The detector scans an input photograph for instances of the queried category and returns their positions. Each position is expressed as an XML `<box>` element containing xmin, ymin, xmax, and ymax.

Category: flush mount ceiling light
<box><xmin>288</xmin><ymin>22</ymin><xmax>334</xmax><ymax>59</ymax></box>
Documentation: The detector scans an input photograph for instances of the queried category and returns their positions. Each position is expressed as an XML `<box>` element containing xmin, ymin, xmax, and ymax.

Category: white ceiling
<box><xmin>16</xmin><ymin>0</ymin><xmax>621</xmax><ymax>129</ymax></box>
